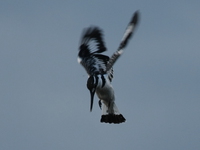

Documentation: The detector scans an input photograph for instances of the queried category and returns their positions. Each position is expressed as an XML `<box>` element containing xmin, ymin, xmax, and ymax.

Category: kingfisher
<box><xmin>78</xmin><ymin>11</ymin><xmax>139</xmax><ymax>124</ymax></box>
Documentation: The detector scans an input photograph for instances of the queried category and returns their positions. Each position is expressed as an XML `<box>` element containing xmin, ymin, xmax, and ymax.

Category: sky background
<box><xmin>1</xmin><ymin>0</ymin><xmax>200</xmax><ymax>150</ymax></box>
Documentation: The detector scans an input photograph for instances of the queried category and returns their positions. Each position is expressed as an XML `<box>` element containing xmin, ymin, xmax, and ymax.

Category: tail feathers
<box><xmin>100</xmin><ymin>101</ymin><xmax>126</xmax><ymax>124</ymax></box>
<box><xmin>101</xmin><ymin>114</ymin><xmax>126</xmax><ymax>124</ymax></box>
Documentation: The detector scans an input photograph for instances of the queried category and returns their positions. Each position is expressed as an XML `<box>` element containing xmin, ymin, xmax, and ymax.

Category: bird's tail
<box><xmin>100</xmin><ymin>101</ymin><xmax>126</xmax><ymax>124</ymax></box>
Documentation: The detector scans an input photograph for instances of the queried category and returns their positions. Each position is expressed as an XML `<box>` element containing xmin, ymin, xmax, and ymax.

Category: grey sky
<box><xmin>1</xmin><ymin>1</ymin><xmax>200</xmax><ymax>150</ymax></box>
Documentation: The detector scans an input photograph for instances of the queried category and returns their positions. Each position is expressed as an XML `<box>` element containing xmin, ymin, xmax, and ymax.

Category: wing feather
<box><xmin>106</xmin><ymin>11</ymin><xmax>139</xmax><ymax>71</ymax></box>
<box><xmin>78</xmin><ymin>27</ymin><xmax>110</xmax><ymax>76</ymax></box>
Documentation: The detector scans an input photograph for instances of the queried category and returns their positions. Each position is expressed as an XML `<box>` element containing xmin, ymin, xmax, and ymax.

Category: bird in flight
<box><xmin>78</xmin><ymin>11</ymin><xmax>139</xmax><ymax>124</ymax></box>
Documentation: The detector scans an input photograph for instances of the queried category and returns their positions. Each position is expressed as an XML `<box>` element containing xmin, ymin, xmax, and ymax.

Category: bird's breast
<box><xmin>96</xmin><ymin>82</ymin><xmax>115</xmax><ymax>102</ymax></box>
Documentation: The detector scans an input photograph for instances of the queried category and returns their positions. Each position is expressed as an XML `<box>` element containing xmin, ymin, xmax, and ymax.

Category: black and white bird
<box><xmin>78</xmin><ymin>11</ymin><xmax>139</xmax><ymax>124</ymax></box>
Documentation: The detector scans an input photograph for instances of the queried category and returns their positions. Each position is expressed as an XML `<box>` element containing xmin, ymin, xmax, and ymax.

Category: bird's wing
<box><xmin>106</xmin><ymin>11</ymin><xmax>139</xmax><ymax>71</ymax></box>
<box><xmin>78</xmin><ymin>27</ymin><xmax>110</xmax><ymax>76</ymax></box>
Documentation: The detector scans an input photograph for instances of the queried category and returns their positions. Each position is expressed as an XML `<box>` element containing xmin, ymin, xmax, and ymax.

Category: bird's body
<box><xmin>95</xmin><ymin>75</ymin><xmax>114</xmax><ymax>102</ymax></box>
<box><xmin>86</xmin><ymin>73</ymin><xmax>125</xmax><ymax>123</ymax></box>
<box><xmin>78</xmin><ymin>11</ymin><xmax>139</xmax><ymax>124</ymax></box>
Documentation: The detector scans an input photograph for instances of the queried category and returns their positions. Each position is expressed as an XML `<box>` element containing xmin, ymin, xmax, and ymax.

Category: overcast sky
<box><xmin>1</xmin><ymin>1</ymin><xmax>200</xmax><ymax>150</ymax></box>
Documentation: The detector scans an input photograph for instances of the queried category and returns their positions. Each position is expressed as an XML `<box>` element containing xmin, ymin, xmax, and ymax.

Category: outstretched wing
<box><xmin>78</xmin><ymin>27</ymin><xmax>110</xmax><ymax>76</ymax></box>
<box><xmin>106</xmin><ymin>11</ymin><xmax>139</xmax><ymax>71</ymax></box>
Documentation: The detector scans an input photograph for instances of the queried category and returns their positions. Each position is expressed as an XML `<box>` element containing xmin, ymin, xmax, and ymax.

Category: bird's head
<box><xmin>87</xmin><ymin>75</ymin><xmax>98</xmax><ymax>111</ymax></box>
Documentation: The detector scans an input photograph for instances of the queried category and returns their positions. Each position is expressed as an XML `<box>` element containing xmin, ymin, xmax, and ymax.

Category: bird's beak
<box><xmin>89</xmin><ymin>87</ymin><xmax>96</xmax><ymax>112</ymax></box>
